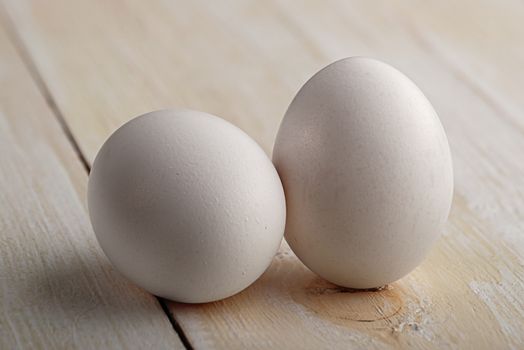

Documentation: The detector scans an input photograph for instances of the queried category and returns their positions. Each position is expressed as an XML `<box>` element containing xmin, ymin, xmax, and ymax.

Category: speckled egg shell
<box><xmin>88</xmin><ymin>109</ymin><xmax>286</xmax><ymax>303</ymax></box>
<box><xmin>273</xmin><ymin>57</ymin><xmax>453</xmax><ymax>288</ymax></box>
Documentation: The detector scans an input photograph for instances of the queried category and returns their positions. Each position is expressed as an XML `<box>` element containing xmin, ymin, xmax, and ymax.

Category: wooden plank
<box><xmin>0</xmin><ymin>19</ymin><xmax>184</xmax><ymax>350</ymax></box>
<box><xmin>3</xmin><ymin>0</ymin><xmax>524</xmax><ymax>348</ymax></box>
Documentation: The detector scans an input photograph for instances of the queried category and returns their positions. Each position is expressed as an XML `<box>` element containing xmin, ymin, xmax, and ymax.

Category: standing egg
<box><xmin>88</xmin><ymin>109</ymin><xmax>286</xmax><ymax>303</ymax></box>
<box><xmin>273</xmin><ymin>57</ymin><xmax>453</xmax><ymax>288</ymax></box>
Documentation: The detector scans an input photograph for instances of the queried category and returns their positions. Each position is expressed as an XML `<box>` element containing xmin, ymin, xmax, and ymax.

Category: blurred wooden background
<box><xmin>1</xmin><ymin>1</ymin><xmax>523</xmax><ymax>349</ymax></box>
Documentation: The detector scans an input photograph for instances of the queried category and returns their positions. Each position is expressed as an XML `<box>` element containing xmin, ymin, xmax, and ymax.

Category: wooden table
<box><xmin>1</xmin><ymin>1</ymin><xmax>523</xmax><ymax>349</ymax></box>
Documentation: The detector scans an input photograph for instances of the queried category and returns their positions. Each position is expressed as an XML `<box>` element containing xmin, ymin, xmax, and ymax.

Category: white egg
<box><xmin>88</xmin><ymin>109</ymin><xmax>286</xmax><ymax>303</ymax></box>
<box><xmin>273</xmin><ymin>57</ymin><xmax>453</xmax><ymax>288</ymax></box>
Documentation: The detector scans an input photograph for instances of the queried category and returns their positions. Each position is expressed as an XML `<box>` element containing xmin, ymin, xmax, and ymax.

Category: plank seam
<box><xmin>0</xmin><ymin>5</ymin><xmax>194</xmax><ymax>349</ymax></box>
<box><xmin>401</xmin><ymin>14</ymin><xmax>524</xmax><ymax>135</ymax></box>
<box><xmin>159</xmin><ymin>299</ymin><xmax>195</xmax><ymax>350</ymax></box>
<box><xmin>0</xmin><ymin>6</ymin><xmax>90</xmax><ymax>173</ymax></box>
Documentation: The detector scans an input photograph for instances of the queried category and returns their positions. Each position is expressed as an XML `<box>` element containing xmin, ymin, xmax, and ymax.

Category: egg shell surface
<box><xmin>273</xmin><ymin>57</ymin><xmax>453</xmax><ymax>288</ymax></box>
<box><xmin>88</xmin><ymin>109</ymin><xmax>286</xmax><ymax>303</ymax></box>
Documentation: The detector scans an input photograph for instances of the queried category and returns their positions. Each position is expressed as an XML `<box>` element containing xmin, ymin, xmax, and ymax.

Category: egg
<box><xmin>273</xmin><ymin>57</ymin><xmax>453</xmax><ymax>289</ymax></box>
<box><xmin>88</xmin><ymin>109</ymin><xmax>286</xmax><ymax>303</ymax></box>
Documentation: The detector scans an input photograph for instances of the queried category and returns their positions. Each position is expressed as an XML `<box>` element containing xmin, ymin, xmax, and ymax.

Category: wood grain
<box><xmin>0</xmin><ymin>19</ymin><xmax>184</xmax><ymax>350</ymax></box>
<box><xmin>2</xmin><ymin>0</ymin><xmax>524</xmax><ymax>348</ymax></box>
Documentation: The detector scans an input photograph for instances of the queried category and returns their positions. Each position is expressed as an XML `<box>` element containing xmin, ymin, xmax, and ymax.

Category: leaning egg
<box><xmin>273</xmin><ymin>57</ymin><xmax>453</xmax><ymax>288</ymax></box>
<box><xmin>88</xmin><ymin>109</ymin><xmax>286</xmax><ymax>303</ymax></box>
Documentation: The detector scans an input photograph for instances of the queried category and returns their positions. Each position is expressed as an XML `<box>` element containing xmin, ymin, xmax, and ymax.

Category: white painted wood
<box><xmin>0</xmin><ymin>23</ymin><xmax>184</xmax><ymax>350</ymax></box>
<box><xmin>2</xmin><ymin>0</ymin><xmax>523</xmax><ymax>348</ymax></box>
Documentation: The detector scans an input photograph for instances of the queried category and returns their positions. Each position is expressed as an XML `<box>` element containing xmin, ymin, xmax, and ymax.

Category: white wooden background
<box><xmin>1</xmin><ymin>1</ymin><xmax>523</xmax><ymax>349</ymax></box>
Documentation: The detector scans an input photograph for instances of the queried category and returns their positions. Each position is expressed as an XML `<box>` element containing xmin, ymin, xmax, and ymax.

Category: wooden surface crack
<box><xmin>0</xmin><ymin>5</ymin><xmax>90</xmax><ymax>173</ymax></box>
<box><xmin>0</xmin><ymin>3</ymin><xmax>192</xmax><ymax>349</ymax></box>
